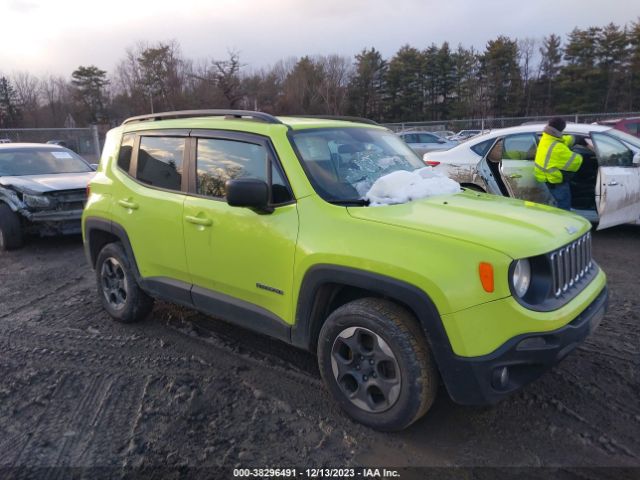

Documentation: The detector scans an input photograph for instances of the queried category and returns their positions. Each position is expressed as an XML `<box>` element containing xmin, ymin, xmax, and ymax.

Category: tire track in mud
<box><xmin>1</xmin><ymin>230</ymin><xmax>639</xmax><ymax>469</ymax></box>
<box><xmin>0</xmin><ymin>239</ymin><xmax>359</xmax><ymax>468</ymax></box>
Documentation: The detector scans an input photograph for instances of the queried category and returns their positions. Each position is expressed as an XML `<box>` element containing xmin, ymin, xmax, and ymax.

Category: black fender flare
<box><xmin>83</xmin><ymin>217</ymin><xmax>142</xmax><ymax>282</ymax></box>
<box><xmin>291</xmin><ymin>265</ymin><xmax>457</xmax><ymax>381</ymax></box>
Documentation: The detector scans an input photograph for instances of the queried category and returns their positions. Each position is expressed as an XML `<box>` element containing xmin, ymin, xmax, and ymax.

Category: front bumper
<box><xmin>21</xmin><ymin>208</ymin><xmax>83</xmax><ymax>236</ymax></box>
<box><xmin>442</xmin><ymin>286</ymin><xmax>608</xmax><ymax>405</ymax></box>
<box><xmin>23</xmin><ymin>208</ymin><xmax>84</xmax><ymax>223</ymax></box>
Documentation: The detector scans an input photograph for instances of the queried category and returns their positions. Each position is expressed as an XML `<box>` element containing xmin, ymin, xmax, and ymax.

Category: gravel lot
<box><xmin>0</xmin><ymin>226</ymin><xmax>638</xmax><ymax>472</ymax></box>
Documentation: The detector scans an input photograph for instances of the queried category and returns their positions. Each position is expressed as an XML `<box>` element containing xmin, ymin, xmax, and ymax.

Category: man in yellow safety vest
<box><xmin>534</xmin><ymin>117</ymin><xmax>583</xmax><ymax>210</ymax></box>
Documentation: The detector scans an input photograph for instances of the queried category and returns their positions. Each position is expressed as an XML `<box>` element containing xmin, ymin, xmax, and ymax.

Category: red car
<box><xmin>597</xmin><ymin>117</ymin><xmax>640</xmax><ymax>138</ymax></box>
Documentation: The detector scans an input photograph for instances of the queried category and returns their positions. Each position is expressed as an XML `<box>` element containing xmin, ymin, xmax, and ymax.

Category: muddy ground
<box><xmin>0</xmin><ymin>226</ymin><xmax>638</xmax><ymax>473</ymax></box>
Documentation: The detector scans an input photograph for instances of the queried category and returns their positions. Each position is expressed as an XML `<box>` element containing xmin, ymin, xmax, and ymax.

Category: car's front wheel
<box><xmin>0</xmin><ymin>203</ymin><xmax>23</xmax><ymax>251</ymax></box>
<box><xmin>317</xmin><ymin>298</ymin><xmax>438</xmax><ymax>431</ymax></box>
<box><xmin>95</xmin><ymin>242</ymin><xmax>154</xmax><ymax>323</ymax></box>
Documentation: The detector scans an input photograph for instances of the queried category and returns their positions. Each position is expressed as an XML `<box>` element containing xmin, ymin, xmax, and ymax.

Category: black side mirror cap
<box><xmin>226</xmin><ymin>178</ymin><xmax>273</xmax><ymax>213</ymax></box>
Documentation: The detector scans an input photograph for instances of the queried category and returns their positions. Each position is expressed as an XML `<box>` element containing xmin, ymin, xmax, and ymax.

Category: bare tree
<box><xmin>12</xmin><ymin>71</ymin><xmax>41</xmax><ymax>126</ymax></box>
<box><xmin>518</xmin><ymin>37</ymin><xmax>537</xmax><ymax>115</ymax></box>
<box><xmin>317</xmin><ymin>55</ymin><xmax>353</xmax><ymax>114</ymax></box>
<box><xmin>39</xmin><ymin>75</ymin><xmax>73</xmax><ymax>126</ymax></box>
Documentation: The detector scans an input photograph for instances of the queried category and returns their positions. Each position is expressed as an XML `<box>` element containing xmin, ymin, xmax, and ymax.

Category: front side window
<box><xmin>418</xmin><ymin>133</ymin><xmax>439</xmax><ymax>144</ymax></box>
<box><xmin>502</xmin><ymin>134</ymin><xmax>537</xmax><ymax>160</ymax></box>
<box><xmin>291</xmin><ymin>128</ymin><xmax>424</xmax><ymax>202</ymax></box>
<box><xmin>607</xmin><ymin>128</ymin><xmax>640</xmax><ymax>152</ymax></box>
<box><xmin>196</xmin><ymin>138</ymin><xmax>292</xmax><ymax>203</ymax></box>
<box><xmin>136</xmin><ymin>137</ymin><xmax>184</xmax><ymax>191</ymax></box>
<box><xmin>592</xmin><ymin>132</ymin><xmax>634</xmax><ymax>167</ymax></box>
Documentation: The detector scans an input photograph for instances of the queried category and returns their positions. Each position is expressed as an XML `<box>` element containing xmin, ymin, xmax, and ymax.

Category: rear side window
<box><xmin>470</xmin><ymin>139</ymin><xmax>494</xmax><ymax>157</ymax></box>
<box><xmin>117</xmin><ymin>133</ymin><xmax>134</xmax><ymax>173</ymax></box>
<box><xmin>136</xmin><ymin>137</ymin><xmax>184</xmax><ymax>191</ymax></box>
<box><xmin>196</xmin><ymin>138</ymin><xmax>292</xmax><ymax>203</ymax></box>
<box><xmin>503</xmin><ymin>134</ymin><xmax>537</xmax><ymax>160</ymax></box>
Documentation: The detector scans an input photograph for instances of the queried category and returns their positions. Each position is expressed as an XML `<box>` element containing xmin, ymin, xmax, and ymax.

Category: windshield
<box><xmin>290</xmin><ymin>127</ymin><xmax>424</xmax><ymax>202</ymax></box>
<box><xmin>0</xmin><ymin>148</ymin><xmax>92</xmax><ymax>176</ymax></box>
<box><xmin>606</xmin><ymin>129</ymin><xmax>640</xmax><ymax>151</ymax></box>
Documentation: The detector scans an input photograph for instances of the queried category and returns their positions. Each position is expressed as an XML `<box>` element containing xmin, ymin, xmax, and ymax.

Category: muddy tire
<box><xmin>317</xmin><ymin>298</ymin><xmax>438</xmax><ymax>431</ymax></box>
<box><xmin>95</xmin><ymin>242</ymin><xmax>154</xmax><ymax>323</ymax></box>
<box><xmin>0</xmin><ymin>203</ymin><xmax>23</xmax><ymax>251</ymax></box>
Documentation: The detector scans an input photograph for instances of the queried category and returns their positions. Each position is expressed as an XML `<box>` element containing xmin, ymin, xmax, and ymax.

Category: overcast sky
<box><xmin>0</xmin><ymin>0</ymin><xmax>637</xmax><ymax>77</ymax></box>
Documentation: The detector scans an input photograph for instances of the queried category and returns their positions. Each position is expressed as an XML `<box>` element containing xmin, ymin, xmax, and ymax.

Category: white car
<box><xmin>423</xmin><ymin>123</ymin><xmax>640</xmax><ymax>230</ymax></box>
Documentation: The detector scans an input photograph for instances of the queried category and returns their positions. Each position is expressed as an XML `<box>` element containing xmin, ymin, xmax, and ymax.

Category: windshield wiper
<box><xmin>327</xmin><ymin>198</ymin><xmax>370</xmax><ymax>206</ymax></box>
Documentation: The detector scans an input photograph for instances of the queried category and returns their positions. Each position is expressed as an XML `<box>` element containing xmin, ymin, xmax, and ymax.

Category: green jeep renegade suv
<box><xmin>83</xmin><ymin>110</ymin><xmax>608</xmax><ymax>431</ymax></box>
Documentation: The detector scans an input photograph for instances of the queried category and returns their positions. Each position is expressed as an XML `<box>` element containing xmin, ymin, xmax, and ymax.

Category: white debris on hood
<box><xmin>365</xmin><ymin>167</ymin><xmax>461</xmax><ymax>206</ymax></box>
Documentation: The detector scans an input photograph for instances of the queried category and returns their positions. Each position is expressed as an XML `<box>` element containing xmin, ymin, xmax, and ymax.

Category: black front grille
<box><xmin>48</xmin><ymin>189</ymin><xmax>87</xmax><ymax>211</ymax></box>
<box><xmin>549</xmin><ymin>232</ymin><xmax>593</xmax><ymax>298</ymax></box>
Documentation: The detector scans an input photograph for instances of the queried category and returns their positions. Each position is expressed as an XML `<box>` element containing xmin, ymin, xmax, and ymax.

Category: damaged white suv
<box><xmin>0</xmin><ymin>143</ymin><xmax>95</xmax><ymax>250</ymax></box>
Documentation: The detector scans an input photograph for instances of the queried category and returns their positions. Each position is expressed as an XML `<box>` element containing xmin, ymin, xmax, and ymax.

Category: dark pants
<box><xmin>548</xmin><ymin>182</ymin><xmax>571</xmax><ymax>210</ymax></box>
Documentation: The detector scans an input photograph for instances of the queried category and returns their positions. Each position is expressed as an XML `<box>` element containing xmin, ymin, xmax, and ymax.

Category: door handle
<box><xmin>185</xmin><ymin>215</ymin><xmax>212</xmax><ymax>227</ymax></box>
<box><xmin>117</xmin><ymin>199</ymin><xmax>139</xmax><ymax>210</ymax></box>
<box><xmin>508</xmin><ymin>174</ymin><xmax>522</xmax><ymax>179</ymax></box>
<box><xmin>608</xmin><ymin>181</ymin><xmax>619</xmax><ymax>186</ymax></box>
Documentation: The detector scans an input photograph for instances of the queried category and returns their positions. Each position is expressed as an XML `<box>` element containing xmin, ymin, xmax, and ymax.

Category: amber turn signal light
<box><xmin>479</xmin><ymin>262</ymin><xmax>494</xmax><ymax>292</ymax></box>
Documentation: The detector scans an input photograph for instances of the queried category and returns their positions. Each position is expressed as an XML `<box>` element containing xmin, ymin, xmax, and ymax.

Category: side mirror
<box><xmin>226</xmin><ymin>178</ymin><xmax>273</xmax><ymax>213</ymax></box>
<box><xmin>633</xmin><ymin>152</ymin><xmax>640</xmax><ymax>165</ymax></box>
<box><xmin>437</xmin><ymin>138</ymin><xmax>446</xmax><ymax>144</ymax></box>
<box><xmin>90</xmin><ymin>163</ymin><xmax>99</xmax><ymax>171</ymax></box>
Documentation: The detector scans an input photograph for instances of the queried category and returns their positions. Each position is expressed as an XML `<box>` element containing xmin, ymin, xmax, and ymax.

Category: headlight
<box><xmin>22</xmin><ymin>194</ymin><xmax>52</xmax><ymax>208</ymax></box>
<box><xmin>512</xmin><ymin>259</ymin><xmax>531</xmax><ymax>298</ymax></box>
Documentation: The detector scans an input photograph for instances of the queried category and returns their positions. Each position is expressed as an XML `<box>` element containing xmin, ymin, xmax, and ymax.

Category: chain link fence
<box><xmin>0</xmin><ymin>126</ymin><xmax>102</xmax><ymax>163</ymax></box>
<box><xmin>382</xmin><ymin>111</ymin><xmax>640</xmax><ymax>133</ymax></box>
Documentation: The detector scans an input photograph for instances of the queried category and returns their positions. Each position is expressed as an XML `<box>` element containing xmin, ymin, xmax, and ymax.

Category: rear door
<box><xmin>498</xmin><ymin>133</ymin><xmax>555</xmax><ymax>205</ymax></box>
<box><xmin>591</xmin><ymin>132</ymin><xmax>640</xmax><ymax>229</ymax></box>
<box><xmin>109</xmin><ymin>131</ymin><xmax>190</xmax><ymax>284</ymax></box>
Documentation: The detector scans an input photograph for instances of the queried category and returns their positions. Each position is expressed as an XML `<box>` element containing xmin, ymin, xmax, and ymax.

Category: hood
<box><xmin>348</xmin><ymin>191</ymin><xmax>591</xmax><ymax>259</ymax></box>
<box><xmin>0</xmin><ymin>172</ymin><xmax>95</xmax><ymax>194</ymax></box>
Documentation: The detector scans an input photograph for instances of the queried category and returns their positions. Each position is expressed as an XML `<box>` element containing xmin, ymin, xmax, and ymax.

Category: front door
<box><xmin>591</xmin><ymin>132</ymin><xmax>640</xmax><ymax>230</ymax></box>
<box><xmin>182</xmin><ymin>132</ymin><xmax>298</xmax><ymax>325</ymax></box>
<box><xmin>498</xmin><ymin>133</ymin><xmax>555</xmax><ymax>205</ymax></box>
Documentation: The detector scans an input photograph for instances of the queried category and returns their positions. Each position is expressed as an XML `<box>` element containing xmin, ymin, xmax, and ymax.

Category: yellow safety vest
<box><xmin>534</xmin><ymin>132</ymin><xmax>583</xmax><ymax>184</ymax></box>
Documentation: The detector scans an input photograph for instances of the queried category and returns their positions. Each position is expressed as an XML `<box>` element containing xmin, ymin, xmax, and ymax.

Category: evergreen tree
<box><xmin>597</xmin><ymin>23</ymin><xmax>630</xmax><ymax>111</ymax></box>
<box><xmin>71</xmin><ymin>65</ymin><xmax>109</xmax><ymax>123</ymax></box>
<box><xmin>0</xmin><ymin>76</ymin><xmax>21</xmax><ymax>128</ymax></box>
<box><xmin>537</xmin><ymin>34</ymin><xmax>563</xmax><ymax>114</ymax></box>
<box><xmin>385</xmin><ymin>45</ymin><xmax>426</xmax><ymax>121</ymax></box>
<box><xmin>450</xmin><ymin>45</ymin><xmax>480</xmax><ymax>118</ymax></box>
<box><xmin>280</xmin><ymin>56</ymin><xmax>325</xmax><ymax>114</ymax></box>
<box><xmin>435</xmin><ymin>42</ymin><xmax>456</xmax><ymax>120</ymax></box>
<box><xmin>628</xmin><ymin>19</ymin><xmax>640</xmax><ymax>110</ymax></box>
<box><xmin>347</xmin><ymin>48</ymin><xmax>387</xmax><ymax>121</ymax></box>
<box><xmin>480</xmin><ymin>36</ymin><xmax>523</xmax><ymax>117</ymax></box>
<box><xmin>558</xmin><ymin>27</ymin><xmax>602</xmax><ymax>112</ymax></box>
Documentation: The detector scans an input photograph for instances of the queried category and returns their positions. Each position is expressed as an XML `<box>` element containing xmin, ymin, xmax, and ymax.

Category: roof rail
<box><xmin>289</xmin><ymin>115</ymin><xmax>379</xmax><ymax>126</ymax></box>
<box><xmin>122</xmin><ymin>109</ymin><xmax>283</xmax><ymax>126</ymax></box>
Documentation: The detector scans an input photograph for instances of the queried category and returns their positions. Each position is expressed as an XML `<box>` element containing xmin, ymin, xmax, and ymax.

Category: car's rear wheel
<box><xmin>0</xmin><ymin>203</ymin><xmax>24</xmax><ymax>251</ymax></box>
<box><xmin>95</xmin><ymin>242</ymin><xmax>154</xmax><ymax>323</ymax></box>
<box><xmin>317</xmin><ymin>298</ymin><xmax>438</xmax><ymax>431</ymax></box>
